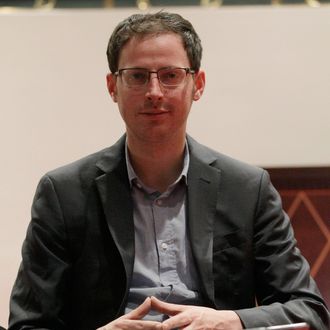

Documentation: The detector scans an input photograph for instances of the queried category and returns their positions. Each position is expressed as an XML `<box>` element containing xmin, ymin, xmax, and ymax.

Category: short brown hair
<box><xmin>106</xmin><ymin>11</ymin><xmax>203</xmax><ymax>73</ymax></box>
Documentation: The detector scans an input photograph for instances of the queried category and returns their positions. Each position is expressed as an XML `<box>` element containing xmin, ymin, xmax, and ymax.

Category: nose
<box><xmin>145</xmin><ymin>73</ymin><xmax>164</xmax><ymax>101</ymax></box>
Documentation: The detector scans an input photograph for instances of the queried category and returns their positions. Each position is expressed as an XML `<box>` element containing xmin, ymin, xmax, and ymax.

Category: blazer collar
<box><xmin>95</xmin><ymin>135</ymin><xmax>126</xmax><ymax>174</ymax></box>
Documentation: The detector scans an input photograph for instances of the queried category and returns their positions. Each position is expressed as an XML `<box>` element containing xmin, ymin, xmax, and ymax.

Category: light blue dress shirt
<box><xmin>124</xmin><ymin>142</ymin><xmax>202</xmax><ymax>321</ymax></box>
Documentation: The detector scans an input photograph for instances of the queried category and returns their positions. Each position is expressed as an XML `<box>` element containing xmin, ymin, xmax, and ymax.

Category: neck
<box><xmin>127</xmin><ymin>135</ymin><xmax>186</xmax><ymax>193</ymax></box>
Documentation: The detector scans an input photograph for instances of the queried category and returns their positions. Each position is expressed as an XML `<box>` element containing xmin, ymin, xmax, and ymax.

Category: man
<box><xmin>9</xmin><ymin>11</ymin><xmax>329</xmax><ymax>330</ymax></box>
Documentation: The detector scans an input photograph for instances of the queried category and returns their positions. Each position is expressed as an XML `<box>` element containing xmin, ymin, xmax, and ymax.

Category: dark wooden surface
<box><xmin>267</xmin><ymin>167</ymin><xmax>330</xmax><ymax>308</ymax></box>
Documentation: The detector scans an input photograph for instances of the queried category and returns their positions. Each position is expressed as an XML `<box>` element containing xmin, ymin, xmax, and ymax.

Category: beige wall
<box><xmin>1</xmin><ymin>5</ymin><xmax>329</xmax><ymax>326</ymax></box>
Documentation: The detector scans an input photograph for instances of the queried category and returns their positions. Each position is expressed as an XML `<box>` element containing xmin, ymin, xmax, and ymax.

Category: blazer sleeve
<box><xmin>235</xmin><ymin>170</ymin><xmax>330</xmax><ymax>330</ymax></box>
<box><xmin>9</xmin><ymin>175</ymin><xmax>71</xmax><ymax>330</ymax></box>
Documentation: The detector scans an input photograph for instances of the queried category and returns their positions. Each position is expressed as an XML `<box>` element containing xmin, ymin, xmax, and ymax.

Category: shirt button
<box><xmin>161</xmin><ymin>242</ymin><xmax>168</xmax><ymax>251</ymax></box>
<box><xmin>156</xmin><ymin>199</ymin><xmax>163</xmax><ymax>206</ymax></box>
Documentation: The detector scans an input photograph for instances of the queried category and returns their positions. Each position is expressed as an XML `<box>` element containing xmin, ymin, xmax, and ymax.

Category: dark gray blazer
<box><xmin>9</xmin><ymin>136</ymin><xmax>330</xmax><ymax>330</ymax></box>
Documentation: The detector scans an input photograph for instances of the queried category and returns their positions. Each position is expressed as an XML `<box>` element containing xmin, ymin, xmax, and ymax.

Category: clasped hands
<box><xmin>97</xmin><ymin>296</ymin><xmax>243</xmax><ymax>330</ymax></box>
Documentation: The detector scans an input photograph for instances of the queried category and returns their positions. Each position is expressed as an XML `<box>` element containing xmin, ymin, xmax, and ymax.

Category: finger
<box><xmin>99</xmin><ymin>319</ymin><xmax>163</xmax><ymax>330</ymax></box>
<box><xmin>119</xmin><ymin>319</ymin><xmax>163</xmax><ymax>330</ymax></box>
<box><xmin>150</xmin><ymin>296</ymin><xmax>186</xmax><ymax>315</ymax></box>
<box><xmin>161</xmin><ymin>312</ymin><xmax>192</xmax><ymax>330</ymax></box>
<box><xmin>123</xmin><ymin>297</ymin><xmax>152</xmax><ymax>320</ymax></box>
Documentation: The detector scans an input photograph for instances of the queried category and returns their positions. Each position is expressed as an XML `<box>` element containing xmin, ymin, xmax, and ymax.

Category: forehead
<box><xmin>118</xmin><ymin>33</ymin><xmax>190</xmax><ymax>68</ymax></box>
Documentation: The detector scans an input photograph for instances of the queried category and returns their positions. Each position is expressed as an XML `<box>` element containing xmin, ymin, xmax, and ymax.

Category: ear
<box><xmin>193</xmin><ymin>70</ymin><xmax>205</xmax><ymax>101</ymax></box>
<box><xmin>106</xmin><ymin>73</ymin><xmax>118</xmax><ymax>103</ymax></box>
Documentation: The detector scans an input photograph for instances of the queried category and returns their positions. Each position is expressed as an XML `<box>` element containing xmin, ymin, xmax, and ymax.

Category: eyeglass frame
<box><xmin>114</xmin><ymin>67</ymin><xmax>195</xmax><ymax>87</ymax></box>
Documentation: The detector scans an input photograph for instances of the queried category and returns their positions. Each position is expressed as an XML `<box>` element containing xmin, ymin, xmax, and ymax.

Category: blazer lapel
<box><xmin>187</xmin><ymin>137</ymin><xmax>222</xmax><ymax>307</ymax></box>
<box><xmin>95</xmin><ymin>137</ymin><xmax>135</xmax><ymax>308</ymax></box>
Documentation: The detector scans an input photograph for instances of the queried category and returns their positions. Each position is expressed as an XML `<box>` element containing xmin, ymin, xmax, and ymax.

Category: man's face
<box><xmin>106</xmin><ymin>33</ymin><xmax>205</xmax><ymax>145</ymax></box>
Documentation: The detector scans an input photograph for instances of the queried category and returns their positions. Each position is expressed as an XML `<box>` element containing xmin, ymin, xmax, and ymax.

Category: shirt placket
<box><xmin>151</xmin><ymin>194</ymin><xmax>180</xmax><ymax>287</ymax></box>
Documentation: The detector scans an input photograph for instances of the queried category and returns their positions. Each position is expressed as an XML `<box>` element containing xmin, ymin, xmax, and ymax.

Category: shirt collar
<box><xmin>125</xmin><ymin>139</ymin><xmax>190</xmax><ymax>190</ymax></box>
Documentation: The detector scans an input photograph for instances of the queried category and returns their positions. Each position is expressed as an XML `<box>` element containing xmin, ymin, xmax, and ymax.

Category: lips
<box><xmin>140</xmin><ymin>106</ymin><xmax>169</xmax><ymax>115</ymax></box>
<box><xmin>140</xmin><ymin>102</ymin><xmax>170</xmax><ymax>117</ymax></box>
<box><xmin>141</xmin><ymin>111</ymin><xmax>168</xmax><ymax>115</ymax></box>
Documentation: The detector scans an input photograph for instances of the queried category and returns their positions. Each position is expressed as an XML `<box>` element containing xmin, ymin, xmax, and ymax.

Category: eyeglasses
<box><xmin>114</xmin><ymin>67</ymin><xmax>195</xmax><ymax>87</ymax></box>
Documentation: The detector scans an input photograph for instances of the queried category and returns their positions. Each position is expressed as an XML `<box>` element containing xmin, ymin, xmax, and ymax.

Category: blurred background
<box><xmin>0</xmin><ymin>0</ymin><xmax>329</xmax><ymax>327</ymax></box>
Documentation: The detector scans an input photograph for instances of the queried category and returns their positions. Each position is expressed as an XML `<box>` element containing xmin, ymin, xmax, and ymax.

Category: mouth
<box><xmin>138</xmin><ymin>111</ymin><xmax>170</xmax><ymax>122</ymax></box>
<box><xmin>140</xmin><ymin>108</ymin><xmax>169</xmax><ymax>116</ymax></box>
<box><xmin>140</xmin><ymin>102</ymin><xmax>170</xmax><ymax>118</ymax></box>
<box><xmin>142</xmin><ymin>111</ymin><xmax>168</xmax><ymax>116</ymax></box>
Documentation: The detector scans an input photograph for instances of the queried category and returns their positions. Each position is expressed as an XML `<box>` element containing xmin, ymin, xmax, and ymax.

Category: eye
<box><xmin>162</xmin><ymin>70</ymin><xmax>178</xmax><ymax>81</ymax></box>
<box><xmin>159</xmin><ymin>68</ymin><xmax>184</xmax><ymax>85</ymax></box>
<box><xmin>128</xmin><ymin>70</ymin><xmax>147</xmax><ymax>84</ymax></box>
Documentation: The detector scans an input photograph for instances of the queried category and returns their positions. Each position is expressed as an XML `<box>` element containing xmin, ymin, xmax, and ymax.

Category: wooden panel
<box><xmin>267</xmin><ymin>167</ymin><xmax>330</xmax><ymax>307</ymax></box>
